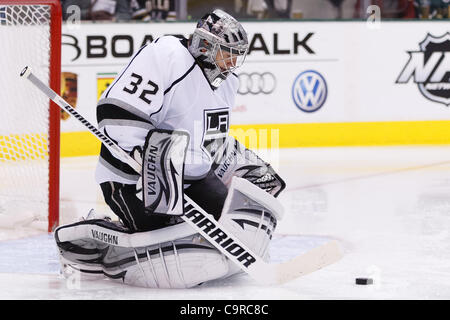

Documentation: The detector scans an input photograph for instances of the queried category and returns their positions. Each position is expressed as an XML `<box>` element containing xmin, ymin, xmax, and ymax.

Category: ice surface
<box><xmin>1</xmin><ymin>146</ymin><xmax>450</xmax><ymax>299</ymax></box>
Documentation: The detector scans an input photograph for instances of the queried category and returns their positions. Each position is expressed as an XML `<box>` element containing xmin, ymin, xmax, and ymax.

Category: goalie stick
<box><xmin>20</xmin><ymin>66</ymin><xmax>342</xmax><ymax>285</ymax></box>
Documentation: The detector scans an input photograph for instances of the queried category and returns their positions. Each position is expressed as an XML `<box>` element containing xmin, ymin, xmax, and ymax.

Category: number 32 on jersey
<box><xmin>123</xmin><ymin>72</ymin><xmax>159</xmax><ymax>105</ymax></box>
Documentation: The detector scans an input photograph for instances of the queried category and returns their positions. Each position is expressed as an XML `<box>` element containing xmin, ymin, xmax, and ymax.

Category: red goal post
<box><xmin>0</xmin><ymin>0</ymin><xmax>61</xmax><ymax>232</ymax></box>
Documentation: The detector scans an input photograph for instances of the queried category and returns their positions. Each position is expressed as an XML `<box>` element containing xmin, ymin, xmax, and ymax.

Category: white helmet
<box><xmin>188</xmin><ymin>9</ymin><xmax>249</xmax><ymax>89</ymax></box>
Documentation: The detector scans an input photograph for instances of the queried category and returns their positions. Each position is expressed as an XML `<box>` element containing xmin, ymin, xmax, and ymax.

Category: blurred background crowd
<box><xmin>60</xmin><ymin>0</ymin><xmax>450</xmax><ymax>22</ymax></box>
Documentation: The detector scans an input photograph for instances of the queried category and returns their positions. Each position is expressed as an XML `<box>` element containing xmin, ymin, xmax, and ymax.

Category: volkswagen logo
<box><xmin>237</xmin><ymin>72</ymin><xmax>277</xmax><ymax>95</ymax></box>
<box><xmin>292</xmin><ymin>70</ymin><xmax>328</xmax><ymax>112</ymax></box>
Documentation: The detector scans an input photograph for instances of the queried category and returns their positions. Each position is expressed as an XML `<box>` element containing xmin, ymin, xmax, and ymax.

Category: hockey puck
<box><xmin>355</xmin><ymin>278</ymin><xmax>373</xmax><ymax>285</ymax></box>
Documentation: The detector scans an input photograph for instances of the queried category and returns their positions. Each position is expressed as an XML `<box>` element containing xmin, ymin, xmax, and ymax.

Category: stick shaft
<box><xmin>23</xmin><ymin>67</ymin><xmax>140</xmax><ymax>172</ymax></box>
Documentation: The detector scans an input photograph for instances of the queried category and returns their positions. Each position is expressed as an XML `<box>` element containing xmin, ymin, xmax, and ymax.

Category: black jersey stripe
<box><xmin>163</xmin><ymin>61</ymin><xmax>197</xmax><ymax>95</ymax></box>
<box><xmin>149</xmin><ymin>104</ymin><xmax>163</xmax><ymax>118</ymax></box>
<box><xmin>148</xmin><ymin>61</ymin><xmax>197</xmax><ymax>119</ymax></box>
<box><xmin>100</xmin><ymin>144</ymin><xmax>139</xmax><ymax>177</ymax></box>
<box><xmin>176</xmin><ymin>35</ymin><xmax>188</xmax><ymax>48</ymax></box>
<box><xmin>105</xmin><ymin>44</ymin><xmax>148</xmax><ymax>98</ymax></box>
<box><xmin>99</xmin><ymin>129</ymin><xmax>139</xmax><ymax>176</ymax></box>
<box><xmin>97</xmin><ymin>103</ymin><xmax>153</xmax><ymax>126</ymax></box>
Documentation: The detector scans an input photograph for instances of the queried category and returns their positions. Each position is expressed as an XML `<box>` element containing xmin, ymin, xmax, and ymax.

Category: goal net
<box><xmin>0</xmin><ymin>1</ymin><xmax>61</xmax><ymax>233</ymax></box>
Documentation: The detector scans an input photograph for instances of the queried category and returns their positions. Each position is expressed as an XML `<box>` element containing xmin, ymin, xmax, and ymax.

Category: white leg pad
<box><xmin>104</xmin><ymin>234</ymin><xmax>230</xmax><ymax>288</ymax></box>
<box><xmin>56</xmin><ymin>220</ymin><xmax>231</xmax><ymax>289</ymax></box>
<box><xmin>218</xmin><ymin>177</ymin><xmax>284</xmax><ymax>277</ymax></box>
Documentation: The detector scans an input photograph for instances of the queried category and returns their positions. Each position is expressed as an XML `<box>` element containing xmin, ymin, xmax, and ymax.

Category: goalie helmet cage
<box><xmin>0</xmin><ymin>0</ymin><xmax>61</xmax><ymax>232</ymax></box>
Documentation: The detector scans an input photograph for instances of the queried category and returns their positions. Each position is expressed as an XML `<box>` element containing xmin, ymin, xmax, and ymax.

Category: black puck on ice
<box><xmin>355</xmin><ymin>278</ymin><xmax>373</xmax><ymax>285</ymax></box>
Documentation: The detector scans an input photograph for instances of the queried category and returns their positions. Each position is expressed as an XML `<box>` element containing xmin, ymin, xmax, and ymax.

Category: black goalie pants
<box><xmin>100</xmin><ymin>171</ymin><xmax>228</xmax><ymax>232</ymax></box>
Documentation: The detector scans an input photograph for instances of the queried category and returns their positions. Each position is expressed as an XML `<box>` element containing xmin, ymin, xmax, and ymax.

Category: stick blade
<box><xmin>275</xmin><ymin>240</ymin><xmax>343</xmax><ymax>285</ymax></box>
<box><xmin>248</xmin><ymin>240</ymin><xmax>343</xmax><ymax>285</ymax></box>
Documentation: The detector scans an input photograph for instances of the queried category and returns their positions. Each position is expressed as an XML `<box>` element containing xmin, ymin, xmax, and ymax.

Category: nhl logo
<box><xmin>396</xmin><ymin>33</ymin><xmax>450</xmax><ymax>106</ymax></box>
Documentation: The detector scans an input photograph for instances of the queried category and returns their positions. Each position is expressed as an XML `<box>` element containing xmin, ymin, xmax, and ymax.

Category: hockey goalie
<box><xmin>55</xmin><ymin>9</ymin><xmax>286</xmax><ymax>288</ymax></box>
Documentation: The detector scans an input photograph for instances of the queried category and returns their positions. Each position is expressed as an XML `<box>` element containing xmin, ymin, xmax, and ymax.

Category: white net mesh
<box><xmin>0</xmin><ymin>4</ymin><xmax>52</xmax><ymax>230</ymax></box>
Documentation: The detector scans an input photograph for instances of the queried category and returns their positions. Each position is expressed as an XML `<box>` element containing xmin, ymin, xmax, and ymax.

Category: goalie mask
<box><xmin>188</xmin><ymin>9</ymin><xmax>248</xmax><ymax>89</ymax></box>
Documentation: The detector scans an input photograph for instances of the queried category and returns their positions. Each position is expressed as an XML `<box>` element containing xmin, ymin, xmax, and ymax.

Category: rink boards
<box><xmin>57</xmin><ymin>20</ymin><xmax>450</xmax><ymax>156</ymax></box>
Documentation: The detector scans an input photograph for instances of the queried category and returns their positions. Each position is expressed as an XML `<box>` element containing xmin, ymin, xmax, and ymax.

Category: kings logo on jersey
<box><xmin>396</xmin><ymin>33</ymin><xmax>450</xmax><ymax>106</ymax></box>
<box><xmin>202</xmin><ymin>109</ymin><xmax>229</xmax><ymax>160</ymax></box>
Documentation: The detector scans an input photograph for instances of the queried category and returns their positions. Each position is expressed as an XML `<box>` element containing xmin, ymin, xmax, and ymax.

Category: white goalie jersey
<box><xmin>95</xmin><ymin>35</ymin><xmax>239</xmax><ymax>185</ymax></box>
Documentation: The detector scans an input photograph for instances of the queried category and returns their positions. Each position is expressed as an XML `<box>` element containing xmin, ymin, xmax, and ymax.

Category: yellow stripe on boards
<box><xmin>60</xmin><ymin>120</ymin><xmax>450</xmax><ymax>158</ymax></box>
<box><xmin>60</xmin><ymin>131</ymin><xmax>101</xmax><ymax>157</ymax></box>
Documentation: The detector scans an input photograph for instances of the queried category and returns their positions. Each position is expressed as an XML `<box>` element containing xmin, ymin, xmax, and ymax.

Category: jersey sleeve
<box><xmin>95</xmin><ymin>37</ymin><xmax>191</xmax><ymax>184</ymax></box>
<box><xmin>97</xmin><ymin>42</ymin><xmax>170</xmax><ymax>149</ymax></box>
